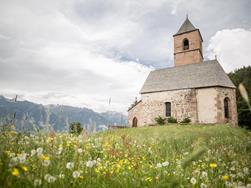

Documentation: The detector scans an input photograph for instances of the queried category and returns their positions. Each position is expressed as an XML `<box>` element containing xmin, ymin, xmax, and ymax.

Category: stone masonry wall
<box><xmin>174</xmin><ymin>30</ymin><xmax>203</xmax><ymax>66</ymax></box>
<box><xmin>215</xmin><ymin>87</ymin><xmax>238</xmax><ymax>126</ymax></box>
<box><xmin>128</xmin><ymin>89</ymin><xmax>197</xmax><ymax>127</ymax></box>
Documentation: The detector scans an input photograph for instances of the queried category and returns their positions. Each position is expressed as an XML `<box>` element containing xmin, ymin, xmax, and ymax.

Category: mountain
<box><xmin>0</xmin><ymin>96</ymin><xmax>128</xmax><ymax>132</ymax></box>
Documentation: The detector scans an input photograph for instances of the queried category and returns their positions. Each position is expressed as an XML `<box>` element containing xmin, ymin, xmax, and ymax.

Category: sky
<box><xmin>0</xmin><ymin>0</ymin><xmax>251</xmax><ymax>114</ymax></box>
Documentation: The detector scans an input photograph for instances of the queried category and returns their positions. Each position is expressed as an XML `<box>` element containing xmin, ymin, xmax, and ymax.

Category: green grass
<box><xmin>0</xmin><ymin>125</ymin><xmax>251</xmax><ymax>187</ymax></box>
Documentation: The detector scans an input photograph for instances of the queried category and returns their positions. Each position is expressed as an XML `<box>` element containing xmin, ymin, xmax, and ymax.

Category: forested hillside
<box><xmin>228</xmin><ymin>66</ymin><xmax>251</xmax><ymax>128</ymax></box>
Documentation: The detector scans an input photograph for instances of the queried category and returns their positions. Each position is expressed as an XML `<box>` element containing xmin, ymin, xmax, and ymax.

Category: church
<box><xmin>128</xmin><ymin>17</ymin><xmax>237</xmax><ymax>127</ymax></box>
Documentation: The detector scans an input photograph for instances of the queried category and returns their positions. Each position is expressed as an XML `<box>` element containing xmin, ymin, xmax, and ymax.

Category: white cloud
<box><xmin>206</xmin><ymin>28</ymin><xmax>251</xmax><ymax>73</ymax></box>
<box><xmin>0</xmin><ymin>0</ymin><xmax>250</xmax><ymax>114</ymax></box>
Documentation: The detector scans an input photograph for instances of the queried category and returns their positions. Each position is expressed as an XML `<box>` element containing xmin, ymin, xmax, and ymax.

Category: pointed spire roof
<box><xmin>175</xmin><ymin>17</ymin><xmax>196</xmax><ymax>35</ymax></box>
<box><xmin>173</xmin><ymin>16</ymin><xmax>203</xmax><ymax>41</ymax></box>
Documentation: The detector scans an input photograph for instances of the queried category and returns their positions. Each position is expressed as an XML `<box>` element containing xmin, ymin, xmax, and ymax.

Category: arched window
<box><xmin>183</xmin><ymin>38</ymin><xmax>189</xmax><ymax>50</ymax></box>
<box><xmin>132</xmin><ymin>117</ymin><xmax>138</xmax><ymax>127</ymax></box>
<box><xmin>224</xmin><ymin>97</ymin><xmax>230</xmax><ymax>119</ymax></box>
<box><xmin>165</xmin><ymin>102</ymin><xmax>171</xmax><ymax>117</ymax></box>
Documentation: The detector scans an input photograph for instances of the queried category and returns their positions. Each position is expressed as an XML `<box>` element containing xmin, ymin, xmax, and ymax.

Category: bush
<box><xmin>167</xmin><ymin>116</ymin><xmax>177</xmax><ymax>123</ymax></box>
<box><xmin>180</xmin><ymin>117</ymin><xmax>191</xmax><ymax>124</ymax></box>
<box><xmin>69</xmin><ymin>122</ymin><xmax>83</xmax><ymax>135</ymax></box>
<box><xmin>154</xmin><ymin>116</ymin><xmax>166</xmax><ymax>125</ymax></box>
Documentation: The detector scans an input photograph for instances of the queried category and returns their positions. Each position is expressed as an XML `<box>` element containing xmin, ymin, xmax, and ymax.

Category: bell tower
<box><xmin>173</xmin><ymin>17</ymin><xmax>203</xmax><ymax>66</ymax></box>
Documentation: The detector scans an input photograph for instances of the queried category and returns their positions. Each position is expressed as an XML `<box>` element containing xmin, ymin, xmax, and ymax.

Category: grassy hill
<box><xmin>0</xmin><ymin>125</ymin><xmax>251</xmax><ymax>187</ymax></box>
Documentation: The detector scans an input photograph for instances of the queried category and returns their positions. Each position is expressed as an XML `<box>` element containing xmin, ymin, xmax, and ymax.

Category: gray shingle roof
<box><xmin>140</xmin><ymin>60</ymin><xmax>236</xmax><ymax>94</ymax></box>
<box><xmin>174</xmin><ymin>17</ymin><xmax>197</xmax><ymax>36</ymax></box>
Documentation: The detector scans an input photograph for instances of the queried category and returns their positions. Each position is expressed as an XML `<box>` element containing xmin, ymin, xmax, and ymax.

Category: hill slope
<box><xmin>0</xmin><ymin>96</ymin><xmax>127</xmax><ymax>131</ymax></box>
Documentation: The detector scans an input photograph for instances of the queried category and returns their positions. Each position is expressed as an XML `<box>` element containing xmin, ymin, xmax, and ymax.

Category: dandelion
<box><xmin>66</xmin><ymin>162</ymin><xmax>74</xmax><ymax>169</ymax></box>
<box><xmin>41</xmin><ymin>155</ymin><xmax>49</xmax><ymax>161</ymax></box>
<box><xmin>156</xmin><ymin>163</ymin><xmax>162</xmax><ymax>168</ymax></box>
<box><xmin>21</xmin><ymin>165</ymin><xmax>28</xmax><ymax>172</ymax></box>
<box><xmin>200</xmin><ymin>183</ymin><xmax>207</xmax><ymax>188</ymax></box>
<box><xmin>72</xmin><ymin>171</ymin><xmax>81</xmax><ymax>178</ymax></box>
<box><xmin>57</xmin><ymin>147</ymin><xmax>63</xmax><ymax>155</ymax></box>
<box><xmin>31</xmin><ymin>149</ymin><xmax>36</xmax><ymax>156</ymax></box>
<box><xmin>58</xmin><ymin>174</ymin><xmax>65</xmax><ymax>179</ymax></box>
<box><xmin>17</xmin><ymin>153</ymin><xmax>27</xmax><ymax>163</ymax></box>
<box><xmin>34</xmin><ymin>179</ymin><xmax>42</xmax><ymax>187</ymax></box>
<box><xmin>243</xmin><ymin>167</ymin><xmax>249</xmax><ymax>175</ymax></box>
<box><xmin>86</xmin><ymin>160</ymin><xmax>95</xmax><ymax>168</ymax></box>
<box><xmin>209</xmin><ymin>163</ymin><xmax>217</xmax><ymax>169</ymax></box>
<box><xmin>44</xmin><ymin>174</ymin><xmax>56</xmax><ymax>183</ymax></box>
<box><xmin>222</xmin><ymin>175</ymin><xmax>229</xmax><ymax>181</ymax></box>
<box><xmin>36</xmin><ymin>147</ymin><xmax>43</xmax><ymax>156</ymax></box>
<box><xmin>201</xmin><ymin>171</ymin><xmax>208</xmax><ymax>178</ymax></box>
<box><xmin>190</xmin><ymin>177</ymin><xmax>197</xmax><ymax>185</ymax></box>
<box><xmin>11</xmin><ymin>168</ymin><xmax>19</xmax><ymax>176</ymax></box>
<box><xmin>77</xmin><ymin>148</ymin><xmax>83</xmax><ymax>154</ymax></box>
<box><xmin>162</xmin><ymin>161</ymin><xmax>169</xmax><ymax>167</ymax></box>
<box><xmin>42</xmin><ymin>160</ymin><xmax>51</xmax><ymax>167</ymax></box>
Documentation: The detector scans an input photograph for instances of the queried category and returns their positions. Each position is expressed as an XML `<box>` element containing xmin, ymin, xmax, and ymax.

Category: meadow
<box><xmin>0</xmin><ymin>125</ymin><xmax>251</xmax><ymax>188</ymax></box>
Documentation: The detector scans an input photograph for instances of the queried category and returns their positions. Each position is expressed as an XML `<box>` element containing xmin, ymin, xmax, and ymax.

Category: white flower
<box><xmin>225</xmin><ymin>181</ymin><xmax>232</xmax><ymax>187</ymax></box>
<box><xmin>162</xmin><ymin>161</ymin><xmax>169</xmax><ymax>167</ymax></box>
<box><xmin>190</xmin><ymin>177</ymin><xmax>197</xmax><ymax>185</ymax></box>
<box><xmin>36</xmin><ymin>147</ymin><xmax>43</xmax><ymax>156</ymax></box>
<box><xmin>237</xmin><ymin>172</ymin><xmax>244</xmax><ymax>178</ymax></box>
<box><xmin>72</xmin><ymin>171</ymin><xmax>81</xmax><ymax>178</ymax></box>
<box><xmin>34</xmin><ymin>179</ymin><xmax>42</xmax><ymax>186</ymax></box>
<box><xmin>42</xmin><ymin>160</ymin><xmax>51</xmax><ymax>167</ymax></box>
<box><xmin>200</xmin><ymin>183</ymin><xmax>207</xmax><ymax>188</ymax></box>
<box><xmin>57</xmin><ymin>147</ymin><xmax>63</xmax><ymax>155</ymax></box>
<box><xmin>156</xmin><ymin>163</ymin><xmax>162</xmax><ymax>168</ymax></box>
<box><xmin>77</xmin><ymin>148</ymin><xmax>83</xmax><ymax>154</ymax></box>
<box><xmin>86</xmin><ymin>160</ymin><xmax>95</xmax><ymax>168</ymax></box>
<box><xmin>18</xmin><ymin>153</ymin><xmax>27</xmax><ymax>164</ymax></box>
<box><xmin>201</xmin><ymin>171</ymin><xmax>208</xmax><ymax>178</ymax></box>
<box><xmin>58</xmin><ymin>174</ymin><xmax>65</xmax><ymax>179</ymax></box>
<box><xmin>44</xmin><ymin>174</ymin><xmax>56</xmax><ymax>183</ymax></box>
<box><xmin>243</xmin><ymin>167</ymin><xmax>249</xmax><ymax>175</ymax></box>
<box><xmin>66</xmin><ymin>162</ymin><xmax>74</xmax><ymax>169</ymax></box>
<box><xmin>31</xmin><ymin>149</ymin><xmax>36</xmax><ymax>156</ymax></box>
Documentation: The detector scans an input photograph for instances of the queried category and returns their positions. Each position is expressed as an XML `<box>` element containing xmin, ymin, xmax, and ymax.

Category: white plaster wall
<box><xmin>196</xmin><ymin>88</ymin><xmax>217</xmax><ymax>123</ymax></box>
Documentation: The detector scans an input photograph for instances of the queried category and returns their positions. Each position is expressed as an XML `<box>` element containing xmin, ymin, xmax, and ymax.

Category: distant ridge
<box><xmin>0</xmin><ymin>96</ymin><xmax>128</xmax><ymax>132</ymax></box>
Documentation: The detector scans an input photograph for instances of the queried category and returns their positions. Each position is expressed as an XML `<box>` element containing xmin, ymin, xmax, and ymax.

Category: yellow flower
<box><xmin>41</xmin><ymin>155</ymin><xmax>50</xmax><ymax>161</ymax></box>
<box><xmin>11</xmin><ymin>168</ymin><xmax>19</xmax><ymax>176</ymax></box>
<box><xmin>210</xmin><ymin>163</ymin><xmax>217</xmax><ymax>169</ymax></box>
<box><xmin>222</xmin><ymin>175</ymin><xmax>229</xmax><ymax>181</ymax></box>
<box><xmin>145</xmin><ymin>177</ymin><xmax>152</xmax><ymax>182</ymax></box>
<box><xmin>21</xmin><ymin>165</ymin><xmax>28</xmax><ymax>172</ymax></box>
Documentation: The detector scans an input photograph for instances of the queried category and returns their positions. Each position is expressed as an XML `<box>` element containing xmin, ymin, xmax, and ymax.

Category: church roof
<box><xmin>140</xmin><ymin>60</ymin><xmax>236</xmax><ymax>94</ymax></box>
<box><xmin>174</xmin><ymin>17</ymin><xmax>197</xmax><ymax>36</ymax></box>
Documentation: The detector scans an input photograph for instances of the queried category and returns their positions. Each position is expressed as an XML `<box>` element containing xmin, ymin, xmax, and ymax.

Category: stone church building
<box><xmin>128</xmin><ymin>17</ymin><xmax>237</xmax><ymax>127</ymax></box>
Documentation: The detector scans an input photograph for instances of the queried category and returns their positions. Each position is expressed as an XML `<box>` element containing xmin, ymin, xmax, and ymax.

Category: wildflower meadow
<box><xmin>0</xmin><ymin>125</ymin><xmax>251</xmax><ymax>188</ymax></box>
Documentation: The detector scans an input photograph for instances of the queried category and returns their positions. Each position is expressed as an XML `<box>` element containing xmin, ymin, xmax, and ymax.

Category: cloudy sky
<box><xmin>0</xmin><ymin>0</ymin><xmax>251</xmax><ymax>113</ymax></box>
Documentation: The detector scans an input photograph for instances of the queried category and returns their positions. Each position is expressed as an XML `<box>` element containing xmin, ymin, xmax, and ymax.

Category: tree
<box><xmin>228</xmin><ymin>66</ymin><xmax>251</xmax><ymax>128</ymax></box>
<box><xmin>69</xmin><ymin>122</ymin><xmax>83</xmax><ymax>135</ymax></box>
